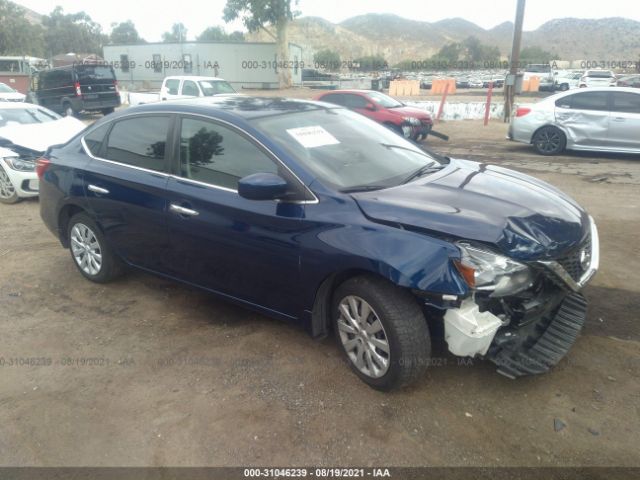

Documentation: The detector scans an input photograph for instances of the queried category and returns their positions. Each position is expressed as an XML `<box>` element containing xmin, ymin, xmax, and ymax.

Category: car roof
<box><xmin>532</xmin><ymin>86</ymin><xmax>640</xmax><ymax>105</ymax></box>
<box><xmin>113</xmin><ymin>96</ymin><xmax>341</xmax><ymax>121</ymax></box>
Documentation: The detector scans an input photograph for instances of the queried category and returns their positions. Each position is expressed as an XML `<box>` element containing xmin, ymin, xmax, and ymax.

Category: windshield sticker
<box><xmin>286</xmin><ymin>126</ymin><xmax>340</xmax><ymax>148</ymax></box>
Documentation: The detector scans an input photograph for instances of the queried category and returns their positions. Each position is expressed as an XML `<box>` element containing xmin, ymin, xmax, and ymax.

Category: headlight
<box><xmin>3</xmin><ymin>157</ymin><xmax>36</xmax><ymax>172</ymax></box>
<box><xmin>402</xmin><ymin>116</ymin><xmax>421</xmax><ymax>126</ymax></box>
<box><xmin>455</xmin><ymin>243</ymin><xmax>534</xmax><ymax>297</ymax></box>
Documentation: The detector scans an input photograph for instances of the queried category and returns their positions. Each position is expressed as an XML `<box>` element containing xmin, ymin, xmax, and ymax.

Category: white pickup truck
<box><xmin>127</xmin><ymin>76</ymin><xmax>237</xmax><ymax>106</ymax></box>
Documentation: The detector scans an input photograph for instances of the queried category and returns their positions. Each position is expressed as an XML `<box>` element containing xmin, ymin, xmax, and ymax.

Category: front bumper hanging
<box><xmin>487</xmin><ymin>292</ymin><xmax>588</xmax><ymax>379</ymax></box>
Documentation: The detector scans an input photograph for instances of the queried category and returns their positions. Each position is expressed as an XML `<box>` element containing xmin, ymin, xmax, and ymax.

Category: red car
<box><xmin>314</xmin><ymin>89</ymin><xmax>433</xmax><ymax>141</ymax></box>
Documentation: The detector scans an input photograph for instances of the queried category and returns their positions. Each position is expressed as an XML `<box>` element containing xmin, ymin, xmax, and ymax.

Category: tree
<box><xmin>110</xmin><ymin>20</ymin><xmax>145</xmax><ymax>45</ymax></box>
<box><xmin>162</xmin><ymin>23</ymin><xmax>188</xmax><ymax>43</ymax></box>
<box><xmin>313</xmin><ymin>49</ymin><xmax>340</xmax><ymax>70</ymax></box>
<box><xmin>41</xmin><ymin>7</ymin><xmax>107</xmax><ymax>57</ymax></box>
<box><xmin>223</xmin><ymin>0</ymin><xmax>299</xmax><ymax>88</ymax></box>
<box><xmin>0</xmin><ymin>0</ymin><xmax>44</xmax><ymax>56</ymax></box>
<box><xmin>463</xmin><ymin>36</ymin><xmax>500</xmax><ymax>63</ymax></box>
<box><xmin>519</xmin><ymin>46</ymin><xmax>559</xmax><ymax>65</ymax></box>
<box><xmin>197</xmin><ymin>26</ymin><xmax>245</xmax><ymax>42</ymax></box>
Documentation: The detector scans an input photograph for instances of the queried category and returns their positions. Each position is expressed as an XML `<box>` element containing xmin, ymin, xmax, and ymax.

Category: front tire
<box><xmin>332</xmin><ymin>276</ymin><xmax>431</xmax><ymax>391</ymax></box>
<box><xmin>0</xmin><ymin>164</ymin><xmax>20</xmax><ymax>204</ymax></box>
<box><xmin>67</xmin><ymin>212</ymin><xmax>123</xmax><ymax>283</ymax></box>
<box><xmin>532</xmin><ymin>126</ymin><xmax>566</xmax><ymax>156</ymax></box>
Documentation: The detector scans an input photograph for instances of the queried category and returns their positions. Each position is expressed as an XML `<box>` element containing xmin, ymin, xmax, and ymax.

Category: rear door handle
<box><xmin>170</xmin><ymin>203</ymin><xmax>199</xmax><ymax>217</ymax></box>
<box><xmin>613</xmin><ymin>117</ymin><xmax>625</xmax><ymax>122</ymax></box>
<box><xmin>88</xmin><ymin>184</ymin><xmax>109</xmax><ymax>195</ymax></box>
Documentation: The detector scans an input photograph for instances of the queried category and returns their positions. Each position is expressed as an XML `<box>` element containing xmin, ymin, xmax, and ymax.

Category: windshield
<box><xmin>0</xmin><ymin>83</ymin><xmax>15</xmax><ymax>93</ymax></box>
<box><xmin>252</xmin><ymin>107</ymin><xmax>438</xmax><ymax>191</ymax></box>
<box><xmin>199</xmin><ymin>80</ymin><xmax>236</xmax><ymax>96</ymax></box>
<box><xmin>0</xmin><ymin>107</ymin><xmax>60</xmax><ymax>127</ymax></box>
<box><xmin>366</xmin><ymin>91</ymin><xmax>403</xmax><ymax>108</ymax></box>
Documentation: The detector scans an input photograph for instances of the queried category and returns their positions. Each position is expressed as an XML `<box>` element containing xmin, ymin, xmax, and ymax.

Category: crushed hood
<box><xmin>351</xmin><ymin>159</ymin><xmax>589</xmax><ymax>261</ymax></box>
<box><xmin>0</xmin><ymin>116</ymin><xmax>85</xmax><ymax>152</ymax></box>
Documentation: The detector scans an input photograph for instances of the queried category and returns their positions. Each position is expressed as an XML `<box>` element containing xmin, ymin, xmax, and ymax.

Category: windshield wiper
<box><xmin>380</xmin><ymin>143</ymin><xmax>432</xmax><ymax>158</ymax></box>
<box><xmin>340</xmin><ymin>185</ymin><xmax>388</xmax><ymax>193</ymax></box>
<box><xmin>401</xmin><ymin>163</ymin><xmax>443</xmax><ymax>185</ymax></box>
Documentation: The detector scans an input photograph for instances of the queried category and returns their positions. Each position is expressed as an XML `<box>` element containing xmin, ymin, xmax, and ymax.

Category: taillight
<box><xmin>36</xmin><ymin>158</ymin><xmax>51</xmax><ymax>179</ymax></box>
<box><xmin>75</xmin><ymin>82</ymin><xmax>81</xmax><ymax>96</ymax></box>
<box><xmin>114</xmin><ymin>80</ymin><xmax>119</xmax><ymax>93</ymax></box>
<box><xmin>515</xmin><ymin>107</ymin><xmax>531</xmax><ymax>117</ymax></box>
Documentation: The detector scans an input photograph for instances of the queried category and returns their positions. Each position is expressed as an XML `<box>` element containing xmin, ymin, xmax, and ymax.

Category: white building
<box><xmin>103</xmin><ymin>41</ymin><xmax>303</xmax><ymax>90</ymax></box>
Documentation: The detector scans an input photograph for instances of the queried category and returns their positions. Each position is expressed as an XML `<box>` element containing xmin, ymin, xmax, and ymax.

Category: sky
<box><xmin>15</xmin><ymin>0</ymin><xmax>640</xmax><ymax>42</ymax></box>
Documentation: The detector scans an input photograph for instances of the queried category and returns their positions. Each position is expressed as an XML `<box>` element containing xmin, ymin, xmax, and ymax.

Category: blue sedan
<box><xmin>38</xmin><ymin>97</ymin><xmax>599</xmax><ymax>390</ymax></box>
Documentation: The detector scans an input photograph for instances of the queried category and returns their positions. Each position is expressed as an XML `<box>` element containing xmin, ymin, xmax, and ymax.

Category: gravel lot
<box><xmin>0</xmin><ymin>119</ymin><xmax>638</xmax><ymax>467</ymax></box>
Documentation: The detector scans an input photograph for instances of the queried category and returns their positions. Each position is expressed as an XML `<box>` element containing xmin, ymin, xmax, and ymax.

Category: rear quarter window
<box><xmin>83</xmin><ymin>123</ymin><xmax>111</xmax><ymax>156</ymax></box>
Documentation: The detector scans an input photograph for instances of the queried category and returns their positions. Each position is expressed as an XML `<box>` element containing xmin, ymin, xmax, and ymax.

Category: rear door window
<box><xmin>611</xmin><ymin>92</ymin><xmax>640</xmax><ymax>114</ymax></box>
<box><xmin>320</xmin><ymin>93</ymin><xmax>345</xmax><ymax>106</ymax></box>
<box><xmin>104</xmin><ymin>116</ymin><xmax>170</xmax><ymax>172</ymax></box>
<box><xmin>557</xmin><ymin>91</ymin><xmax>609</xmax><ymax>111</ymax></box>
<box><xmin>344</xmin><ymin>94</ymin><xmax>369</xmax><ymax>109</ymax></box>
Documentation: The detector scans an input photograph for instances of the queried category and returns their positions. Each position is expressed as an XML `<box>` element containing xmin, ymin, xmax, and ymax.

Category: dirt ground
<box><xmin>0</xmin><ymin>119</ymin><xmax>639</xmax><ymax>467</ymax></box>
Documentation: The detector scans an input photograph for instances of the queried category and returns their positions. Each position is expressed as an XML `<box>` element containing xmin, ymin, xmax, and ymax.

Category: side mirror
<box><xmin>238</xmin><ymin>173</ymin><xmax>288</xmax><ymax>201</ymax></box>
<box><xmin>365</xmin><ymin>103</ymin><xmax>376</xmax><ymax>111</ymax></box>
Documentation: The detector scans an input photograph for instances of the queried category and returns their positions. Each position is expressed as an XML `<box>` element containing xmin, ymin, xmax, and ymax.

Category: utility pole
<box><xmin>504</xmin><ymin>0</ymin><xmax>526</xmax><ymax>122</ymax></box>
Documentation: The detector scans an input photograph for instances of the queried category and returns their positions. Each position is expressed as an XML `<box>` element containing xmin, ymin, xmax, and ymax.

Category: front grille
<box><xmin>557</xmin><ymin>234</ymin><xmax>592</xmax><ymax>282</ymax></box>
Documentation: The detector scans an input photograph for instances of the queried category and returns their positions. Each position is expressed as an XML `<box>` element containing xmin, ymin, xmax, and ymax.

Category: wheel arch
<box><xmin>57</xmin><ymin>203</ymin><xmax>88</xmax><ymax>247</ymax></box>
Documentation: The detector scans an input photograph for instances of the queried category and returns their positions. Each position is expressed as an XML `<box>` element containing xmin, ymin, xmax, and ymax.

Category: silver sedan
<box><xmin>508</xmin><ymin>87</ymin><xmax>640</xmax><ymax>155</ymax></box>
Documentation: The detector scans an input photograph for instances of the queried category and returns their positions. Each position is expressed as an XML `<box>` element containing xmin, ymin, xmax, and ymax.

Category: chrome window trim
<box><xmin>80</xmin><ymin>110</ymin><xmax>319</xmax><ymax>204</ymax></box>
<box><xmin>539</xmin><ymin>216</ymin><xmax>600</xmax><ymax>292</ymax></box>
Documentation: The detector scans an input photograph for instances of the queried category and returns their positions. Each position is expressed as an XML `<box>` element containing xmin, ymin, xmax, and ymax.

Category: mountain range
<box><xmin>249</xmin><ymin>14</ymin><xmax>640</xmax><ymax>65</ymax></box>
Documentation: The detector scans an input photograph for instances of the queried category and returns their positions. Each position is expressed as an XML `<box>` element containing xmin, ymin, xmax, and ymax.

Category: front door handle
<box><xmin>170</xmin><ymin>203</ymin><xmax>199</xmax><ymax>217</ymax></box>
<box><xmin>88</xmin><ymin>184</ymin><xmax>109</xmax><ymax>195</ymax></box>
<box><xmin>613</xmin><ymin>117</ymin><xmax>625</xmax><ymax>122</ymax></box>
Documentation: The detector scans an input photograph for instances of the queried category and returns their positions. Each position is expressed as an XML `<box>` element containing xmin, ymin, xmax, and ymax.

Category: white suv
<box><xmin>579</xmin><ymin>70</ymin><xmax>616</xmax><ymax>88</ymax></box>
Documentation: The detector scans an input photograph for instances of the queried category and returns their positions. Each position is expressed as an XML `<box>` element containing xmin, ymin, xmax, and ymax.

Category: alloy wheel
<box><xmin>337</xmin><ymin>295</ymin><xmax>391</xmax><ymax>378</ymax></box>
<box><xmin>70</xmin><ymin>223</ymin><xmax>102</xmax><ymax>276</ymax></box>
<box><xmin>0</xmin><ymin>167</ymin><xmax>16</xmax><ymax>199</ymax></box>
<box><xmin>536</xmin><ymin>129</ymin><xmax>562</xmax><ymax>154</ymax></box>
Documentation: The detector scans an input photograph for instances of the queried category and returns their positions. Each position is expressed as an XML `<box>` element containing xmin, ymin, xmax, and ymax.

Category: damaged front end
<box><xmin>443</xmin><ymin>216</ymin><xmax>599</xmax><ymax>378</ymax></box>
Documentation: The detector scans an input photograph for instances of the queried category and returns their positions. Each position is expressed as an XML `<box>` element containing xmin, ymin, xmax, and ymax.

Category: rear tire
<box><xmin>101</xmin><ymin>107</ymin><xmax>115</xmax><ymax>116</ymax></box>
<box><xmin>332</xmin><ymin>275</ymin><xmax>431</xmax><ymax>391</ymax></box>
<box><xmin>0</xmin><ymin>164</ymin><xmax>20</xmax><ymax>204</ymax></box>
<box><xmin>67</xmin><ymin>212</ymin><xmax>124</xmax><ymax>283</ymax></box>
<box><xmin>62</xmin><ymin>102</ymin><xmax>75</xmax><ymax>117</ymax></box>
<box><xmin>532</xmin><ymin>126</ymin><xmax>566</xmax><ymax>156</ymax></box>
